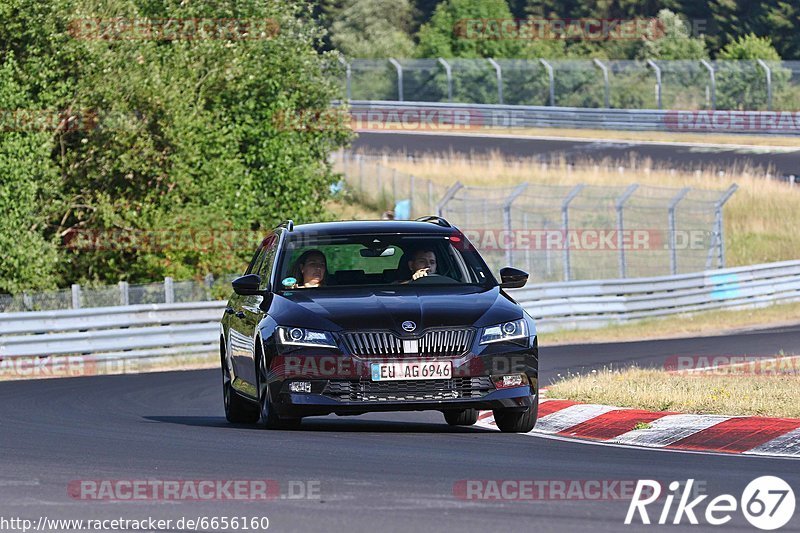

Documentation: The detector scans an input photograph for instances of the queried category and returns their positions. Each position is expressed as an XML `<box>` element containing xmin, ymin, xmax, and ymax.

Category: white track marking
<box><xmin>744</xmin><ymin>427</ymin><xmax>800</xmax><ymax>457</ymax></box>
<box><xmin>534</xmin><ymin>404</ymin><xmax>618</xmax><ymax>434</ymax></box>
<box><xmin>609</xmin><ymin>414</ymin><xmax>731</xmax><ymax>448</ymax></box>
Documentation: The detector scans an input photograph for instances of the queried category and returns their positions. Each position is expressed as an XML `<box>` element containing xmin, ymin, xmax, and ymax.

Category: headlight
<box><xmin>479</xmin><ymin>319</ymin><xmax>527</xmax><ymax>345</ymax></box>
<box><xmin>277</xmin><ymin>327</ymin><xmax>337</xmax><ymax>348</ymax></box>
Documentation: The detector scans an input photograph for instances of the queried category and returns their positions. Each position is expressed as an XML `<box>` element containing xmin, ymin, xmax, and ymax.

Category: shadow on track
<box><xmin>143</xmin><ymin>415</ymin><xmax>496</xmax><ymax>433</ymax></box>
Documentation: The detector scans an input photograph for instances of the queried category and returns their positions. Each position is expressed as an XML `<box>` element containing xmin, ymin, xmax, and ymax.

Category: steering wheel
<box><xmin>410</xmin><ymin>273</ymin><xmax>458</xmax><ymax>285</ymax></box>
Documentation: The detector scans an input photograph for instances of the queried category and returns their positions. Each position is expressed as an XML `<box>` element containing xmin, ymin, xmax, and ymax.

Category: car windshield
<box><xmin>275</xmin><ymin>232</ymin><xmax>496</xmax><ymax>290</ymax></box>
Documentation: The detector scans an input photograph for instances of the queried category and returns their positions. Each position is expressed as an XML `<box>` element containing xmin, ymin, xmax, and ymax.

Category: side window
<box><xmin>245</xmin><ymin>244</ymin><xmax>266</xmax><ymax>275</ymax></box>
<box><xmin>257</xmin><ymin>236</ymin><xmax>279</xmax><ymax>289</ymax></box>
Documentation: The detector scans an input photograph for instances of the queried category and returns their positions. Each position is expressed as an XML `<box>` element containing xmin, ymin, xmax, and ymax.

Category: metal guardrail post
<box><xmin>487</xmin><ymin>58</ymin><xmax>503</xmax><ymax>104</ymax></box>
<box><xmin>119</xmin><ymin>281</ymin><xmax>129</xmax><ymax>306</ymax></box>
<box><xmin>164</xmin><ymin>277</ymin><xmax>174</xmax><ymax>304</ymax></box>
<box><xmin>561</xmin><ymin>184</ymin><xmax>585</xmax><ymax>281</ymax></box>
<box><xmin>757</xmin><ymin>59</ymin><xmax>772</xmax><ymax>111</ymax></box>
<box><xmin>615</xmin><ymin>184</ymin><xmax>639</xmax><ymax>278</ymax></box>
<box><xmin>540</xmin><ymin>59</ymin><xmax>555</xmax><ymax>106</ymax></box>
<box><xmin>714</xmin><ymin>184</ymin><xmax>739</xmax><ymax>268</ymax></box>
<box><xmin>388</xmin><ymin>58</ymin><xmax>403</xmax><ymax>101</ymax></box>
<box><xmin>437</xmin><ymin>58</ymin><xmax>453</xmax><ymax>102</ymax></box>
<box><xmin>647</xmin><ymin>59</ymin><xmax>662</xmax><ymax>110</ymax></box>
<box><xmin>71</xmin><ymin>284</ymin><xmax>81</xmax><ymax>309</ymax></box>
<box><xmin>667</xmin><ymin>187</ymin><xmax>690</xmax><ymax>275</ymax></box>
<box><xmin>428</xmin><ymin>180</ymin><xmax>434</xmax><ymax>214</ymax></box>
<box><xmin>338</xmin><ymin>57</ymin><xmax>351</xmax><ymax>101</ymax></box>
<box><xmin>593</xmin><ymin>59</ymin><xmax>610</xmax><ymax>108</ymax></box>
<box><xmin>502</xmin><ymin>183</ymin><xmax>529</xmax><ymax>266</ymax></box>
<box><xmin>700</xmin><ymin>59</ymin><xmax>716</xmax><ymax>110</ymax></box>
<box><xmin>436</xmin><ymin>182</ymin><xmax>463</xmax><ymax>218</ymax></box>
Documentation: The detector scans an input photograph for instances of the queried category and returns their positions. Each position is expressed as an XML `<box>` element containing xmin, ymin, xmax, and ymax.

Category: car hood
<box><xmin>268</xmin><ymin>285</ymin><xmax>521</xmax><ymax>332</ymax></box>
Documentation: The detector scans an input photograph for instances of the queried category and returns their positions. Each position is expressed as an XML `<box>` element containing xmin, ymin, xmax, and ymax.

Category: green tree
<box><xmin>0</xmin><ymin>0</ymin><xmax>351</xmax><ymax>291</ymax></box>
<box><xmin>327</xmin><ymin>0</ymin><xmax>415</xmax><ymax>58</ymax></box>
<box><xmin>638</xmin><ymin>9</ymin><xmax>708</xmax><ymax>60</ymax></box>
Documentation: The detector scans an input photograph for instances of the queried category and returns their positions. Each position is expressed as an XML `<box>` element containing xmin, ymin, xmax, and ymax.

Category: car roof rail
<box><xmin>277</xmin><ymin>219</ymin><xmax>294</xmax><ymax>231</ymax></box>
<box><xmin>415</xmin><ymin>216</ymin><xmax>451</xmax><ymax>228</ymax></box>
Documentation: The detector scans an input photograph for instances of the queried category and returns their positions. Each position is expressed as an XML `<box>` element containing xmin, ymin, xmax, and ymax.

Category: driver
<box><xmin>406</xmin><ymin>248</ymin><xmax>437</xmax><ymax>281</ymax></box>
<box><xmin>291</xmin><ymin>249</ymin><xmax>327</xmax><ymax>288</ymax></box>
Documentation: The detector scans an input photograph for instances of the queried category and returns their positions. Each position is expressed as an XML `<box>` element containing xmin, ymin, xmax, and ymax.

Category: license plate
<box><xmin>371</xmin><ymin>361</ymin><xmax>452</xmax><ymax>381</ymax></box>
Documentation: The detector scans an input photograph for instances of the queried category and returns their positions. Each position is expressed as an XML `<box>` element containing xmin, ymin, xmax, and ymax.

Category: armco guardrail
<box><xmin>519</xmin><ymin>259</ymin><xmax>800</xmax><ymax>332</ymax></box>
<box><xmin>0</xmin><ymin>301</ymin><xmax>225</xmax><ymax>359</ymax></box>
<box><xmin>344</xmin><ymin>100</ymin><xmax>800</xmax><ymax>136</ymax></box>
<box><xmin>2</xmin><ymin>260</ymin><xmax>799</xmax><ymax>360</ymax></box>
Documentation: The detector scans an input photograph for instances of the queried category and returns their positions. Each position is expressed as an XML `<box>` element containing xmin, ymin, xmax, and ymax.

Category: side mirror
<box><xmin>499</xmin><ymin>267</ymin><xmax>528</xmax><ymax>289</ymax></box>
<box><xmin>232</xmin><ymin>274</ymin><xmax>263</xmax><ymax>296</ymax></box>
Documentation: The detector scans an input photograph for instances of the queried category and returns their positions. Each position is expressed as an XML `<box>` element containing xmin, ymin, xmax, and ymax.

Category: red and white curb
<box><xmin>477</xmin><ymin>399</ymin><xmax>800</xmax><ymax>458</ymax></box>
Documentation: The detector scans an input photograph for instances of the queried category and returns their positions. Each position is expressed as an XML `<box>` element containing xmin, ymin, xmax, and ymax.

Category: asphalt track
<box><xmin>352</xmin><ymin>131</ymin><xmax>800</xmax><ymax>179</ymax></box>
<box><xmin>2</xmin><ymin>325</ymin><xmax>800</xmax><ymax>532</ymax></box>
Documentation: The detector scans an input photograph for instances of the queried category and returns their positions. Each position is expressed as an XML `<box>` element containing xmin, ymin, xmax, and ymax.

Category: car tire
<box><xmin>443</xmin><ymin>408</ymin><xmax>479</xmax><ymax>426</ymax></box>
<box><xmin>256</xmin><ymin>347</ymin><xmax>302</xmax><ymax>430</ymax></box>
<box><xmin>221</xmin><ymin>342</ymin><xmax>260</xmax><ymax>424</ymax></box>
<box><xmin>493</xmin><ymin>399</ymin><xmax>538</xmax><ymax>433</ymax></box>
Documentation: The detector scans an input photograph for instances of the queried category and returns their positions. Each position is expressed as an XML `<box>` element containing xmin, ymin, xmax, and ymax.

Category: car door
<box><xmin>227</xmin><ymin>238</ymin><xmax>269</xmax><ymax>392</ymax></box>
<box><xmin>231</xmin><ymin>234</ymin><xmax>278</xmax><ymax>389</ymax></box>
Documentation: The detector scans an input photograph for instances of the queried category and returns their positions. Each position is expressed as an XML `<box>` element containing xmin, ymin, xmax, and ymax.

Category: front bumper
<box><xmin>274</xmin><ymin>385</ymin><xmax>536</xmax><ymax>417</ymax></box>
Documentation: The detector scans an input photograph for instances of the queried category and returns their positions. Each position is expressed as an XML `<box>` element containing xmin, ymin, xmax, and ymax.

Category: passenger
<box><xmin>291</xmin><ymin>250</ymin><xmax>327</xmax><ymax>288</ymax></box>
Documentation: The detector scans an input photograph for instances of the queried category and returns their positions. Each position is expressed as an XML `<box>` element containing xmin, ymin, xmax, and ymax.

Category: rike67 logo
<box><xmin>626</xmin><ymin>477</ymin><xmax>795</xmax><ymax>530</ymax></box>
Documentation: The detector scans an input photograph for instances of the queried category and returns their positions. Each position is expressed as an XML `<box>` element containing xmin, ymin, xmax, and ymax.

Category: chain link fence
<box><xmin>335</xmin><ymin>59</ymin><xmax>800</xmax><ymax>111</ymax></box>
<box><xmin>334</xmin><ymin>153</ymin><xmax>737</xmax><ymax>282</ymax></box>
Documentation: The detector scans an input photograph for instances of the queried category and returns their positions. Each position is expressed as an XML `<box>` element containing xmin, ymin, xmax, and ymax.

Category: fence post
<box><xmin>388</xmin><ymin>58</ymin><xmax>403</xmax><ymax>101</ymax></box>
<box><xmin>487</xmin><ymin>58</ymin><xmax>503</xmax><ymax>104</ymax></box>
<box><xmin>615</xmin><ymin>184</ymin><xmax>639</xmax><ymax>278</ymax></box>
<box><xmin>71</xmin><ymin>284</ymin><xmax>81</xmax><ymax>309</ymax></box>
<box><xmin>756</xmin><ymin>59</ymin><xmax>772</xmax><ymax>111</ymax></box>
<box><xmin>409</xmin><ymin>174</ymin><xmax>416</xmax><ymax>218</ymax></box>
<box><xmin>502</xmin><ymin>183</ymin><xmax>528</xmax><ymax>267</ymax></box>
<box><xmin>358</xmin><ymin>154</ymin><xmax>364</xmax><ymax>192</ymax></box>
<box><xmin>392</xmin><ymin>168</ymin><xmax>398</xmax><ymax>205</ymax></box>
<box><xmin>714</xmin><ymin>184</ymin><xmax>739</xmax><ymax>268</ymax></box>
<box><xmin>437</xmin><ymin>58</ymin><xmax>453</xmax><ymax>102</ymax></box>
<box><xmin>647</xmin><ymin>60</ymin><xmax>662</xmax><ymax>110</ymax></box>
<box><xmin>338</xmin><ymin>56</ymin><xmax>351</xmax><ymax>101</ymax></box>
<box><xmin>164</xmin><ymin>277</ymin><xmax>174</xmax><ymax>304</ymax></box>
<box><xmin>593</xmin><ymin>59</ymin><xmax>610</xmax><ymax>108</ymax></box>
<box><xmin>700</xmin><ymin>59</ymin><xmax>716</xmax><ymax>110</ymax></box>
<box><xmin>22</xmin><ymin>291</ymin><xmax>33</xmax><ymax>311</ymax></box>
<box><xmin>667</xmin><ymin>188</ymin><xmax>690</xmax><ymax>275</ymax></box>
<box><xmin>436</xmin><ymin>182</ymin><xmax>463</xmax><ymax>218</ymax></box>
<box><xmin>540</xmin><ymin>59</ymin><xmax>555</xmax><ymax>106</ymax></box>
<box><xmin>561</xmin><ymin>184</ymin><xmax>585</xmax><ymax>281</ymax></box>
<box><xmin>376</xmin><ymin>164</ymin><xmax>382</xmax><ymax>205</ymax></box>
<box><xmin>428</xmin><ymin>180</ymin><xmax>434</xmax><ymax>215</ymax></box>
<box><xmin>118</xmin><ymin>281</ymin><xmax>129</xmax><ymax>306</ymax></box>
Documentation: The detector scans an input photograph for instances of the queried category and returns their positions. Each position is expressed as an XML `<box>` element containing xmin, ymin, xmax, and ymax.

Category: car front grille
<box><xmin>341</xmin><ymin>329</ymin><xmax>474</xmax><ymax>357</ymax></box>
<box><xmin>323</xmin><ymin>376</ymin><xmax>493</xmax><ymax>402</ymax></box>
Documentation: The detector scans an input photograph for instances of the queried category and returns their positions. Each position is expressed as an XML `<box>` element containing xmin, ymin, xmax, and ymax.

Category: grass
<box><xmin>371</xmin><ymin>153</ymin><xmax>800</xmax><ymax>268</ymax></box>
<box><xmin>547</xmin><ymin>365</ymin><xmax>800</xmax><ymax>418</ymax></box>
<box><xmin>359</xmin><ymin>123</ymin><xmax>800</xmax><ymax>148</ymax></box>
<box><xmin>541</xmin><ymin>300</ymin><xmax>800</xmax><ymax>345</ymax></box>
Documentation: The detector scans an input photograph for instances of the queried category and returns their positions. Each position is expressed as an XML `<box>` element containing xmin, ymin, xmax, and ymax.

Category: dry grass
<box><xmin>360</xmin><ymin>124</ymin><xmax>800</xmax><ymax>148</ymax></box>
<box><xmin>546</xmin><ymin>365</ymin><xmax>800</xmax><ymax>418</ymax></box>
<box><xmin>542</xmin><ymin>300</ymin><xmax>800</xmax><ymax>345</ymax></box>
<box><xmin>376</xmin><ymin>153</ymin><xmax>800</xmax><ymax>267</ymax></box>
